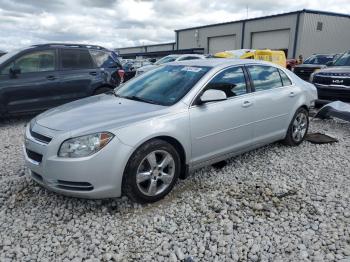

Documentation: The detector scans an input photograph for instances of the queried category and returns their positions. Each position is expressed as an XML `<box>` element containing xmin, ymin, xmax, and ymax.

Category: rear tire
<box><xmin>93</xmin><ymin>87</ymin><xmax>112</xmax><ymax>95</ymax></box>
<box><xmin>122</xmin><ymin>139</ymin><xmax>181</xmax><ymax>203</ymax></box>
<box><xmin>283</xmin><ymin>107</ymin><xmax>309</xmax><ymax>146</ymax></box>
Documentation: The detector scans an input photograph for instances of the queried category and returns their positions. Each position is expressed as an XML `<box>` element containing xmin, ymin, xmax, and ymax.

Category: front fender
<box><xmin>114</xmin><ymin>110</ymin><xmax>191</xmax><ymax>164</ymax></box>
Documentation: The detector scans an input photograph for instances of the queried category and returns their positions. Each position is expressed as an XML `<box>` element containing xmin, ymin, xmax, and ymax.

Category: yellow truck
<box><xmin>214</xmin><ymin>49</ymin><xmax>287</xmax><ymax>68</ymax></box>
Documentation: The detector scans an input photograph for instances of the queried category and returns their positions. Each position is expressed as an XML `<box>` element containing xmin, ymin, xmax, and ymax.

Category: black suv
<box><xmin>311</xmin><ymin>51</ymin><xmax>350</xmax><ymax>106</ymax></box>
<box><xmin>0</xmin><ymin>43</ymin><xmax>123</xmax><ymax>116</ymax></box>
<box><xmin>293</xmin><ymin>54</ymin><xmax>339</xmax><ymax>81</ymax></box>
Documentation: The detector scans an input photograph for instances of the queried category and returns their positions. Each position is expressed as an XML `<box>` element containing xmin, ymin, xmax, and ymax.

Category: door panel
<box><xmin>58</xmin><ymin>49</ymin><xmax>98</xmax><ymax>102</ymax></box>
<box><xmin>252</xmin><ymin>87</ymin><xmax>296</xmax><ymax>143</ymax></box>
<box><xmin>189</xmin><ymin>66</ymin><xmax>255</xmax><ymax>164</ymax></box>
<box><xmin>1</xmin><ymin>49</ymin><xmax>60</xmax><ymax>113</ymax></box>
<box><xmin>190</xmin><ymin>95</ymin><xmax>255</xmax><ymax>164</ymax></box>
<box><xmin>247</xmin><ymin>65</ymin><xmax>297</xmax><ymax>144</ymax></box>
<box><xmin>2</xmin><ymin>72</ymin><xmax>61</xmax><ymax>113</ymax></box>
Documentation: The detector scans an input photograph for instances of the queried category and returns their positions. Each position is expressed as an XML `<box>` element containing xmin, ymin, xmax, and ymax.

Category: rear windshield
<box><xmin>155</xmin><ymin>56</ymin><xmax>178</xmax><ymax>65</ymax></box>
<box><xmin>116</xmin><ymin>65</ymin><xmax>210</xmax><ymax>106</ymax></box>
<box><xmin>333</xmin><ymin>52</ymin><xmax>350</xmax><ymax>66</ymax></box>
<box><xmin>303</xmin><ymin>55</ymin><xmax>335</xmax><ymax>65</ymax></box>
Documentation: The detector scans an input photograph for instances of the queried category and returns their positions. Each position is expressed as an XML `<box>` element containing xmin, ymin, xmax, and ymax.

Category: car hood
<box><xmin>35</xmin><ymin>93</ymin><xmax>167</xmax><ymax>132</ymax></box>
<box><xmin>294</xmin><ymin>64</ymin><xmax>326</xmax><ymax>69</ymax></box>
<box><xmin>317</xmin><ymin>66</ymin><xmax>350</xmax><ymax>74</ymax></box>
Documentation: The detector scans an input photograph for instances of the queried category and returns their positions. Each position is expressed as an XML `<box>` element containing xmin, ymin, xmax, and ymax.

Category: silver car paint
<box><xmin>24</xmin><ymin>59</ymin><xmax>317</xmax><ymax>199</ymax></box>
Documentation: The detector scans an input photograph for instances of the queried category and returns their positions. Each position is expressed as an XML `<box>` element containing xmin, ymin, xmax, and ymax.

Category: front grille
<box><xmin>313</xmin><ymin>75</ymin><xmax>350</xmax><ymax>86</ymax></box>
<box><xmin>56</xmin><ymin>180</ymin><xmax>94</xmax><ymax>191</ymax></box>
<box><xmin>26</xmin><ymin>149</ymin><xmax>43</xmax><ymax>163</ymax></box>
<box><xmin>30</xmin><ymin>130</ymin><xmax>52</xmax><ymax>144</ymax></box>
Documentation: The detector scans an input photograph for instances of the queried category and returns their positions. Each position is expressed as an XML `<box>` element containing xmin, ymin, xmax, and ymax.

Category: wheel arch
<box><xmin>123</xmin><ymin>135</ymin><xmax>188</xmax><ymax>181</ymax></box>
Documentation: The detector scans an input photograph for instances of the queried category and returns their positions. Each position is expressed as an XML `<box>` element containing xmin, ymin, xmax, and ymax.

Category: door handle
<box><xmin>242</xmin><ymin>100</ymin><xmax>253</xmax><ymax>108</ymax></box>
<box><xmin>289</xmin><ymin>91</ymin><xmax>296</xmax><ymax>97</ymax></box>
<box><xmin>46</xmin><ymin>75</ymin><xmax>57</xmax><ymax>81</ymax></box>
<box><xmin>89</xmin><ymin>72</ymin><xmax>97</xmax><ymax>76</ymax></box>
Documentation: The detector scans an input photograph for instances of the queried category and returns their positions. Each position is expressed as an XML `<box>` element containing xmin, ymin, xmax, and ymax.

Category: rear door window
<box><xmin>60</xmin><ymin>49</ymin><xmax>93</xmax><ymax>70</ymax></box>
<box><xmin>247</xmin><ymin>65</ymin><xmax>283</xmax><ymax>91</ymax></box>
<box><xmin>89</xmin><ymin>50</ymin><xmax>119</xmax><ymax>68</ymax></box>
<box><xmin>279</xmin><ymin>69</ymin><xmax>292</xmax><ymax>86</ymax></box>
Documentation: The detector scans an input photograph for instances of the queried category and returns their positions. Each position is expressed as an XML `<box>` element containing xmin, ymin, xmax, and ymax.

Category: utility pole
<box><xmin>246</xmin><ymin>5</ymin><xmax>249</xmax><ymax>19</ymax></box>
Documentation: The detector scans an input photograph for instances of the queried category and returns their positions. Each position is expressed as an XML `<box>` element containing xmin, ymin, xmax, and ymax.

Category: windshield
<box><xmin>303</xmin><ymin>55</ymin><xmax>335</xmax><ymax>65</ymax></box>
<box><xmin>333</xmin><ymin>52</ymin><xmax>350</xmax><ymax>66</ymax></box>
<box><xmin>0</xmin><ymin>50</ymin><xmax>19</xmax><ymax>65</ymax></box>
<box><xmin>115</xmin><ymin>65</ymin><xmax>210</xmax><ymax>106</ymax></box>
<box><xmin>155</xmin><ymin>56</ymin><xmax>178</xmax><ymax>65</ymax></box>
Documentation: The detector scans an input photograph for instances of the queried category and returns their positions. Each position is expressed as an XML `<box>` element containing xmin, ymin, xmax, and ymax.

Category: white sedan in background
<box><xmin>135</xmin><ymin>54</ymin><xmax>205</xmax><ymax>76</ymax></box>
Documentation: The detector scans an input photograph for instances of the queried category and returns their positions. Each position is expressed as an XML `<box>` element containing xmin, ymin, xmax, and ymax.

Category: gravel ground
<box><xmin>0</xmin><ymin>116</ymin><xmax>350</xmax><ymax>262</ymax></box>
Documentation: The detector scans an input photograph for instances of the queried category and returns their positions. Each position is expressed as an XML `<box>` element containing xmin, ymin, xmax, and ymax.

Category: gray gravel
<box><xmin>0</xmin><ymin>116</ymin><xmax>350</xmax><ymax>261</ymax></box>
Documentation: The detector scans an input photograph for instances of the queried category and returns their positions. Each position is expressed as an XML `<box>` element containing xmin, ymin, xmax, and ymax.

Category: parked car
<box><xmin>0</xmin><ymin>43</ymin><xmax>123</xmax><ymax>116</ymax></box>
<box><xmin>122</xmin><ymin>61</ymin><xmax>137</xmax><ymax>82</ymax></box>
<box><xmin>135</xmin><ymin>54</ymin><xmax>205</xmax><ymax>75</ymax></box>
<box><xmin>24</xmin><ymin>59</ymin><xmax>317</xmax><ymax>203</ymax></box>
<box><xmin>310</xmin><ymin>51</ymin><xmax>350</xmax><ymax>106</ymax></box>
<box><xmin>293</xmin><ymin>54</ymin><xmax>340</xmax><ymax>81</ymax></box>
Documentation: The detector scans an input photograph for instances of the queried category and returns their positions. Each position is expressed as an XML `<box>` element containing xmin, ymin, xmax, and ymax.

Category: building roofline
<box><xmin>117</xmin><ymin>48</ymin><xmax>204</xmax><ymax>58</ymax></box>
<box><xmin>116</xmin><ymin>42</ymin><xmax>175</xmax><ymax>50</ymax></box>
<box><xmin>175</xmin><ymin>9</ymin><xmax>350</xmax><ymax>32</ymax></box>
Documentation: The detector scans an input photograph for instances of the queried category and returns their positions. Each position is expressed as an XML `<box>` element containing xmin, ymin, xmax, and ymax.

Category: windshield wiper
<box><xmin>121</xmin><ymin>95</ymin><xmax>160</xmax><ymax>105</ymax></box>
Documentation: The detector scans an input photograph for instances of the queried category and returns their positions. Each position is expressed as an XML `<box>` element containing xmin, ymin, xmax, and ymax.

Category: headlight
<box><xmin>309</xmin><ymin>72</ymin><xmax>316</xmax><ymax>82</ymax></box>
<box><xmin>58</xmin><ymin>132</ymin><xmax>114</xmax><ymax>158</ymax></box>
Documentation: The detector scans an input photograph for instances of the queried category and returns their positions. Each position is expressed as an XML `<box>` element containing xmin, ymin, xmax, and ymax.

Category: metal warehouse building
<box><xmin>116</xmin><ymin>9</ymin><xmax>350</xmax><ymax>59</ymax></box>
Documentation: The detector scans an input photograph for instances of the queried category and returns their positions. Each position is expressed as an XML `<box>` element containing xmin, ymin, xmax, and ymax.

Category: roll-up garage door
<box><xmin>251</xmin><ymin>29</ymin><xmax>290</xmax><ymax>54</ymax></box>
<box><xmin>208</xmin><ymin>35</ymin><xmax>236</xmax><ymax>54</ymax></box>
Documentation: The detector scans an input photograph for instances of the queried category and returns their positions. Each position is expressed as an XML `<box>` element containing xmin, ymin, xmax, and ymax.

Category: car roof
<box><xmin>167</xmin><ymin>58</ymin><xmax>276</xmax><ymax>68</ymax></box>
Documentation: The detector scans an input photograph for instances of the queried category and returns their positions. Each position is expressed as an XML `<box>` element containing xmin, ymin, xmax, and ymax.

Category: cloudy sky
<box><xmin>0</xmin><ymin>0</ymin><xmax>349</xmax><ymax>51</ymax></box>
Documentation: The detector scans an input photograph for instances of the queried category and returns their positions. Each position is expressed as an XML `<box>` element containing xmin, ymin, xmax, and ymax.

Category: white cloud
<box><xmin>0</xmin><ymin>0</ymin><xmax>349</xmax><ymax>51</ymax></box>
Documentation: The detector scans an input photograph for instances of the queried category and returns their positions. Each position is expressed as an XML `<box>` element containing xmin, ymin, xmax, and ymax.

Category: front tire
<box><xmin>283</xmin><ymin>107</ymin><xmax>309</xmax><ymax>146</ymax></box>
<box><xmin>123</xmin><ymin>139</ymin><xmax>181</xmax><ymax>203</ymax></box>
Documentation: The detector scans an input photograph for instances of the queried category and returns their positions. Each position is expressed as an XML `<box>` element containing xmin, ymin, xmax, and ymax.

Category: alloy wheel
<box><xmin>136</xmin><ymin>150</ymin><xmax>175</xmax><ymax>196</ymax></box>
<box><xmin>292</xmin><ymin>112</ymin><xmax>308</xmax><ymax>142</ymax></box>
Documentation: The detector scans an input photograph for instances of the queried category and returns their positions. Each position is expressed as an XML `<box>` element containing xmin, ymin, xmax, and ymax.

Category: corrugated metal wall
<box><xmin>176</xmin><ymin>14</ymin><xmax>298</xmax><ymax>58</ymax></box>
<box><xmin>117</xmin><ymin>43</ymin><xmax>175</xmax><ymax>55</ymax></box>
<box><xmin>147</xmin><ymin>43</ymin><xmax>174</xmax><ymax>52</ymax></box>
<box><xmin>177</xmin><ymin>23</ymin><xmax>242</xmax><ymax>52</ymax></box>
<box><xmin>297</xmin><ymin>13</ymin><xmax>350</xmax><ymax>58</ymax></box>
<box><xmin>118</xmin><ymin>46</ymin><xmax>146</xmax><ymax>55</ymax></box>
<box><xmin>243</xmin><ymin>14</ymin><xmax>297</xmax><ymax>58</ymax></box>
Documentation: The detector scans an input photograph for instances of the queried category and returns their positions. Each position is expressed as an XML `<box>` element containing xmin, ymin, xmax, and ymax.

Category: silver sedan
<box><xmin>24</xmin><ymin>59</ymin><xmax>317</xmax><ymax>203</ymax></box>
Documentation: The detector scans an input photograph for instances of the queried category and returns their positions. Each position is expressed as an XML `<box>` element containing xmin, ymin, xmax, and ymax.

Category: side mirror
<box><xmin>326</xmin><ymin>61</ymin><xmax>333</xmax><ymax>66</ymax></box>
<box><xmin>149</xmin><ymin>58</ymin><xmax>156</xmax><ymax>63</ymax></box>
<box><xmin>9</xmin><ymin>66</ymin><xmax>21</xmax><ymax>77</ymax></box>
<box><xmin>199</xmin><ymin>89</ymin><xmax>227</xmax><ymax>104</ymax></box>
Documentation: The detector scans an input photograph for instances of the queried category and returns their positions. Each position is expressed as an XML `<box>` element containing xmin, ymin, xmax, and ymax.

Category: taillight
<box><xmin>117</xmin><ymin>69</ymin><xmax>125</xmax><ymax>82</ymax></box>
